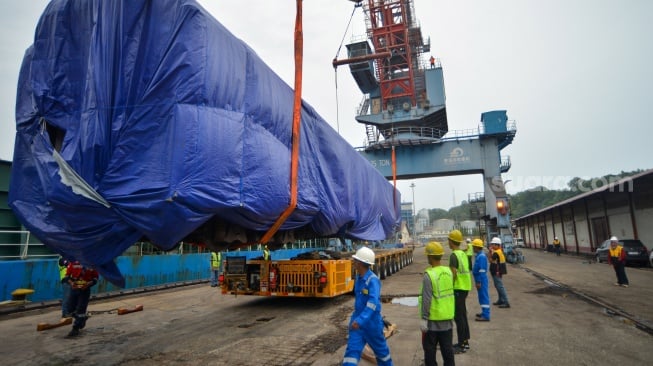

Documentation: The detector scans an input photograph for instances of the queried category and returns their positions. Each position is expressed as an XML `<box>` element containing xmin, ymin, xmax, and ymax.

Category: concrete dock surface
<box><xmin>1</xmin><ymin>246</ymin><xmax>651</xmax><ymax>366</ymax></box>
<box><xmin>331</xmin><ymin>246</ymin><xmax>652</xmax><ymax>366</ymax></box>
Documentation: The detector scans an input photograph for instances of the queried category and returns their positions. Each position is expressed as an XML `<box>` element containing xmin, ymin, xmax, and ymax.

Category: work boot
<box><xmin>499</xmin><ymin>304</ymin><xmax>511</xmax><ymax>308</ymax></box>
<box><xmin>453</xmin><ymin>344</ymin><xmax>466</xmax><ymax>354</ymax></box>
<box><xmin>492</xmin><ymin>301</ymin><xmax>504</xmax><ymax>306</ymax></box>
<box><xmin>67</xmin><ymin>327</ymin><xmax>80</xmax><ymax>337</ymax></box>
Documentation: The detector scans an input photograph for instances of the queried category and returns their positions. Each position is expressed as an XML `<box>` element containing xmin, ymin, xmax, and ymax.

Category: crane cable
<box><xmin>332</xmin><ymin>4</ymin><xmax>359</xmax><ymax>134</ymax></box>
<box><xmin>332</xmin><ymin>3</ymin><xmax>400</xmax><ymax>220</ymax></box>
<box><xmin>260</xmin><ymin>0</ymin><xmax>303</xmax><ymax>245</ymax></box>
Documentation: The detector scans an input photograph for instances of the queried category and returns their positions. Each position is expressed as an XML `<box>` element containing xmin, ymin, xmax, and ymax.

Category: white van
<box><xmin>514</xmin><ymin>238</ymin><xmax>525</xmax><ymax>248</ymax></box>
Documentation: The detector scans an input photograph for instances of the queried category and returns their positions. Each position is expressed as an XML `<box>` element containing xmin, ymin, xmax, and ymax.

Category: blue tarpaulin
<box><xmin>9</xmin><ymin>0</ymin><xmax>400</xmax><ymax>286</ymax></box>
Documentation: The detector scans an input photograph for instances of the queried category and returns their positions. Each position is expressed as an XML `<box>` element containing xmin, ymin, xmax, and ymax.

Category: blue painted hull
<box><xmin>1</xmin><ymin>248</ymin><xmax>319</xmax><ymax>302</ymax></box>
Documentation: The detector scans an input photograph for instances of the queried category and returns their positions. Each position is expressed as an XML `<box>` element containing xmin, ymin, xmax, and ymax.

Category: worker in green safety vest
<box><xmin>448</xmin><ymin>229</ymin><xmax>472</xmax><ymax>354</ymax></box>
<box><xmin>58</xmin><ymin>256</ymin><xmax>71</xmax><ymax>318</ymax></box>
<box><xmin>210</xmin><ymin>251</ymin><xmax>221</xmax><ymax>287</ymax></box>
<box><xmin>419</xmin><ymin>241</ymin><xmax>455</xmax><ymax>366</ymax></box>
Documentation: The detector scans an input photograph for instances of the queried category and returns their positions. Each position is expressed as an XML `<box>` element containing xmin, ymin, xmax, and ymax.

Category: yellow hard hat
<box><xmin>448</xmin><ymin>230</ymin><xmax>463</xmax><ymax>244</ymax></box>
<box><xmin>425</xmin><ymin>241</ymin><xmax>444</xmax><ymax>256</ymax></box>
<box><xmin>471</xmin><ymin>239</ymin><xmax>484</xmax><ymax>248</ymax></box>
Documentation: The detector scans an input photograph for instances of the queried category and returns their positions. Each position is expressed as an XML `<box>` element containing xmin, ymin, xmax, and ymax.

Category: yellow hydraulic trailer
<box><xmin>221</xmin><ymin>247</ymin><xmax>414</xmax><ymax>298</ymax></box>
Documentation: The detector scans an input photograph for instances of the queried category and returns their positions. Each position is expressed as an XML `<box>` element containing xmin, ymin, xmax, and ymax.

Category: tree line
<box><xmin>427</xmin><ymin>169</ymin><xmax>645</xmax><ymax>222</ymax></box>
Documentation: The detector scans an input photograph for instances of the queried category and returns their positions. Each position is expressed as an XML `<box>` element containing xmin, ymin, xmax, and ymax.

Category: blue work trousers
<box><xmin>491</xmin><ymin>274</ymin><xmax>509</xmax><ymax>305</ymax></box>
<box><xmin>210</xmin><ymin>269</ymin><xmax>220</xmax><ymax>286</ymax></box>
<box><xmin>343</xmin><ymin>320</ymin><xmax>393</xmax><ymax>365</ymax></box>
<box><xmin>613</xmin><ymin>263</ymin><xmax>629</xmax><ymax>285</ymax></box>
<box><xmin>476</xmin><ymin>278</ymin><xmax>490</xmax><ymax>319</ymax></box>
<box><xmin>61</xmin><ymin>281</ymin><xmax>71</xmax><ymax>318</ymax></box>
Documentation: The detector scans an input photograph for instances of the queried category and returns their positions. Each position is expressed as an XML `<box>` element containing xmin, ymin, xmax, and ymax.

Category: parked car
<box><xmin>514</xmin><ymin>238</ymin><xmax>525</xmax><ymax>248</ymax></box>
<box><xmin>594</xmin><ymin>239</ymin><xmax>649</xmax><ymax>266</ymax></box>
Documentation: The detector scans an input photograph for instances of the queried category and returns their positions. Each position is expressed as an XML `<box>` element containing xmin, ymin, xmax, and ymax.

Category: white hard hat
<box><xmin>466</xmin><ymin>238</ymin><xmax>471</xmax><ymax>243</ymax></box>
<box><xmin>610</xmin><ymin>236</ymin><xmax>618</xmax><ymax>241</ymax></box>
<box><xmin>490</xmin><ymin>237</ymin><xmax>502</xmax><ymax>245</ymax></box>
<box><xmin>352</xmin><ymin>247</ymin><xmax>375</xmax><ymax>266</ymax></box>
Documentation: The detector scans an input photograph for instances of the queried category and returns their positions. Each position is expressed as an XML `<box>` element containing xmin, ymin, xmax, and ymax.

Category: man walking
<box><xmin>471</xmin><ymin>239</ymin><xmax>490</xmax><ymax>321</ymax></box>
<box><xmin>490</xmin><ymin>237</ymin><xmax>510</xmax><ymax>308</ymax></box>
<box><xmin>343</xmin><ymin>247</ymin><xmax>393</xmax><ymax>366</ymax></box>
<box><xmin>64</xmin><ymin>261</ymin><xmax>99</xmax><ymax>337</ymax></box>
<box><xmin>607</xmin><ymin>236</ymin><xmax>629</xmax><ymax>287</ymax></box>
<box><xmin>448</xmin><ymin>230</ymin><xmax>471</xmax><ymax>354</ymax></box>
<box><xmin>419</xmin><ymin>241</ymin><xmax>455</xmax><ymax>366</ymax></box>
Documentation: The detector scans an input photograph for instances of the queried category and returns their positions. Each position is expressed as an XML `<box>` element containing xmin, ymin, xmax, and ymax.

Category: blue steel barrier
<box><xmin>0</xmin><ymin>248</ymin><xmax>322</xmax><ymax>302</ymax></box>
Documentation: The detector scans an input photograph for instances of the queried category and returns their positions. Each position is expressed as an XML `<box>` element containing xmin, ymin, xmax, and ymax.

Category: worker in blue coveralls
<box><xmin>343</xmin><ymin>247</ymin><xmax>393</xmax><ymax>366</ymax></box>
<box><xmin>471</xmin><ymin>239</ymin><xmax>491</xmax><ymax>321</ymax></box>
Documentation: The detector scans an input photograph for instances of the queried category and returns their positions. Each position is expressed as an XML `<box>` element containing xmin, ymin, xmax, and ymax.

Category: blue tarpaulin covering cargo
<box><xmin>8</xmin><ymin>0</ymin><xmax>400</xmax><ymax>286</ymax></box>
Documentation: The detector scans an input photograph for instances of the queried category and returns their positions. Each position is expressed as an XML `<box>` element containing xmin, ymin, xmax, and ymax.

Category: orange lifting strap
<box><xmin>260</xmin><ymin>0</ymin><xmax>304</xmax><ymax>245</ymax></box>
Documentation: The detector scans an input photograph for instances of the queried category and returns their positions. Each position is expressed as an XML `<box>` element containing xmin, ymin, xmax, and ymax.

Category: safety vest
<box><xmin>452</xmin><ymin>250</ymin><xmax>472</xmax><ymax>291</ymax></box>
<box><xmin>211</xmin><ymin>252</ymin><xmax>221</xmax><ymax>269</ymax></box>
<box><xmin>263</xmin><ymin>249</ymin><xmax>270</xmax><ymax>261</ymax></box>
<box><xmin>58</xmin><ymin>258</ymin><xmax>68</xmax><ymax>280</ymax></box>
<box><xmin>609</xmin><ymin>246</ymin><xmax>623</xmax><ymax>259</ymax></box>
<box><xmin>490</xmin><ymin>248</ymin><xmax>508</xmax><ymax>275</ymax></box>
<box><xmin>465</xmin><ymin>244</ymin><xmax>473</xmax><ymax>257</ymax></box>
<box><xmin>419</xmin><ymin>266</ymin><xmax>455</xmax><ymax>321</ymax></box>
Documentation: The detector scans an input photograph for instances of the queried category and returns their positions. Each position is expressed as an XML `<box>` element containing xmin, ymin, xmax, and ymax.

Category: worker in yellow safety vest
<box><xmin>419</xmin><ymin>241</ymin><xmax>455</xmax><ymax>366</ymax></box>
<box><xmin>490</xmin><ymin>237</ymin><xmax>510</xmax><ymax>307</ymax></box>
<box><xmin>448</xmin><ymin>229</ymin><xmax>471</xmax><ymax>354</ymax></box>
<box><xmin>263</xmin><ymin>245</ymin><xmax>270</xmax><ymax>261</ymax></box>
<box><xmin>58</xmin><ymin>256</ymin><xmax>71</xmax><ymax>318</ymax></box>
<box><xmin>210</xmin><ymin>251</ymin><xmax>221</xmax><ymax>287</ymax></box>
<box><xmin>608</xmin><ymin>236</ymin><xmax>629</xmax><ymax>287</ymax></box>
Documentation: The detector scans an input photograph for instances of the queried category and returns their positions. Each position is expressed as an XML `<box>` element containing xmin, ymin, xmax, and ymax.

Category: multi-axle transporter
<box><xmin>221</xmin><ymin>247</ymin><xmax>413</xmax><ymax>298</ymax></box>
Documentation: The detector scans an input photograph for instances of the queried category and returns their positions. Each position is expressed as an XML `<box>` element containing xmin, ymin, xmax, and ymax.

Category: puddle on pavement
<box><xmin>391</xmin><ymin>297</ymin><xmax>418</xmax><ymax>307</ymax></box>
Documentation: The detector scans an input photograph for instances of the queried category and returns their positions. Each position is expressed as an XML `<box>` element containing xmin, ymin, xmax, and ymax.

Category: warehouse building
<box><xmin>513</xmin><ymin>169</ymin><xmax>653</xmax><ymax>254</ymax></box>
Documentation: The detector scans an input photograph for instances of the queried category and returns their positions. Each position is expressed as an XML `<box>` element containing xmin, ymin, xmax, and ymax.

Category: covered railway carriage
<box><xmin>9</xmin><ymin>0</ymin><xmax>401</xmax><ymax>287</ymax></box>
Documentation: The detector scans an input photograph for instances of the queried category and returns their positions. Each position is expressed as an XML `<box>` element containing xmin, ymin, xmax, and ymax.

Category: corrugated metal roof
<box><xmin>514</xmin><ymin>168</ymin><xmax>653</xmax><ymax>221</ymax></box>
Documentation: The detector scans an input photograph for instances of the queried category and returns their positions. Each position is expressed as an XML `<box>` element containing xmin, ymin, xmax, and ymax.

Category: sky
<box><xmin>1</xmin><ymin>0</ymin><xmax>652</xmax><ymax>212</ymax></box>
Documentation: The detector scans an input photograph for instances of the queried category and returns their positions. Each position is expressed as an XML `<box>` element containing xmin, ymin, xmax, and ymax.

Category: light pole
<box><xmin>410</xmin><ymin>182</ymin><xmax>416</xmax><ymax>244</ymax></box>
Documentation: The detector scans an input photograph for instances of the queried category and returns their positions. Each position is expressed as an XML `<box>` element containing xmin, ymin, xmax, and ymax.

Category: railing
<box><xmin>0</xmin><ymin>230</ymin><xmax>54</xmax><ymax>260</ymax></box>
<box><xmin>0</xmin><ymin>230</ymin><xmax>330</xmax><ymax>261</ymax></box>
<box><xmin>441</xmin><ymin>127</ymin><xmax>483</xmax><ymax>140</ymax></box>
<box><xmin>378</xmin><ymin>126</ymin><xmax>447</xmax><ymax>140</ymax></box>
<box><xmin>500</xmin><ymin>156</ymin><xmax>512</xmax><ymax>172</ymax></box>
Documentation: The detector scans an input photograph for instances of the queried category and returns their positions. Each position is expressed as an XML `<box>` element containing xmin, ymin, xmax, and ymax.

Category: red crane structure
<box><xmin>334</xmin><ymin>0</ymin><xmax>447</xmax><ymax>146</ymax></box>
